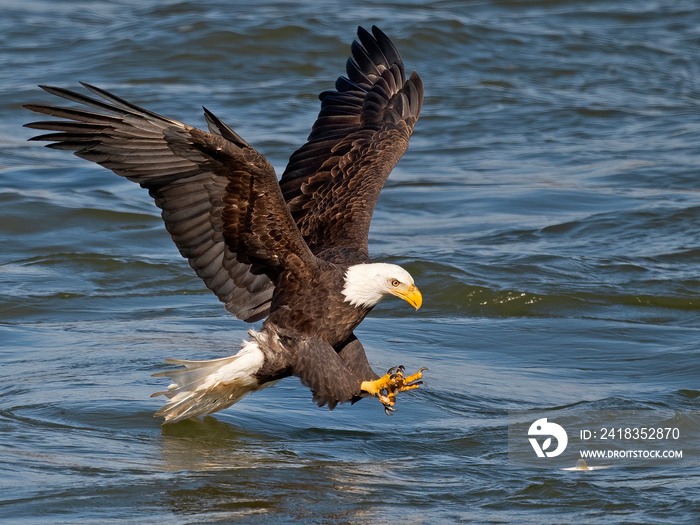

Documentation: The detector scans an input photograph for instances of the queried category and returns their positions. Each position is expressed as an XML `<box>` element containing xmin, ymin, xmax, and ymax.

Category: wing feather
<box><xmin>24</xmin><ymin>84</ymin><xmax>314</xmax><ymax>322</ymax></box>
<box><xmin>279</xmin><ymin>26</ymin><xmax>423</xmax><ymax>262</ymax></box>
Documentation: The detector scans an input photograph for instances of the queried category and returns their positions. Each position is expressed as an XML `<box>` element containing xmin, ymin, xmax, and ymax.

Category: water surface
<box><xmin>2</xmin><ymin>1</ymin><xmax>699</xmax><ymax>523</ymax></box>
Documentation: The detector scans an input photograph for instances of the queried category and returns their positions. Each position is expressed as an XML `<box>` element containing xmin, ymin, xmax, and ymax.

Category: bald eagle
<box><xmin>24</xmin><ymin>26</ymin><xmax>425</xmax><ymax>423</ymax></box>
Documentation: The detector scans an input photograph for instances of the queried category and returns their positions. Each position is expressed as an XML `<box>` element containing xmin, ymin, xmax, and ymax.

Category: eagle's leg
<box><xmin>360</xmin><ymin>366</ymin><xmax>427</xmax><ymax>414</ymax></box>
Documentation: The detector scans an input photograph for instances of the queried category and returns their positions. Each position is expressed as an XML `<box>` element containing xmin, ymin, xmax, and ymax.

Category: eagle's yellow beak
<box><xmin>391</xmin><ymin>284</ymin><xmax>422</xmax><ymax>310</ymax></box>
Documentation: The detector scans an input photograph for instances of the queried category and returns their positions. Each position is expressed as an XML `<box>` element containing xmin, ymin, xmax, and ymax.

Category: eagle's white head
<box><xmin>342</xmin><ymin>263</ymin><xmax>422</xmax><ymax>310</ymax></box>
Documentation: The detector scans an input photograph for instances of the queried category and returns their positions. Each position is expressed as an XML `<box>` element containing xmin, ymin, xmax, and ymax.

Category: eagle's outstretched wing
<box><xmin>279</xmin><ymin>26</ymin><xmax>424</xmax><ymax>262</ymax></box>
<box><xmin>24</xmin><ymin>83</ymin><xmax>315</xmax><ymax>322</ymax></box>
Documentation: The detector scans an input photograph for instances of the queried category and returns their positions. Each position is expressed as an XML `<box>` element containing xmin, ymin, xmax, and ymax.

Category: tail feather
<box><xmin>151</xmin><ymin>338</ymin><xmax>267</xmax><ymax>424</ymax></box>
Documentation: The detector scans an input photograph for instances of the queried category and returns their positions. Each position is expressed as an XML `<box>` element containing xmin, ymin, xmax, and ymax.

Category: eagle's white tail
<box><xmin>151</xmin><ymin>336</ymin><xmax>268</xmax><ymax>424</ymax></box>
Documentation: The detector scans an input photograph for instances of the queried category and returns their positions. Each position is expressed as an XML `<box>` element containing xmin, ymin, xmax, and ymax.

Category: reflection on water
<box><xmin>159</xmin><ymin>416</ymin><xmax>281</xmax><ymax>472</ymax></box>
<box><xmin>157</xmin><ymin>416</ymin><xmax>419</xmax><ymax>522</ymax></box>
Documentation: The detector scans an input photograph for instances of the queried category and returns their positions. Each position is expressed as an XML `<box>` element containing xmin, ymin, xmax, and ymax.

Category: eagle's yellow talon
<box><xmin>402</xmin><ymin>366</ymin><xmax>428</xmax><ymax>385</ymax></box>
<box><xmin>360</xmin><ymin>366</ymin><xmax>427</xmax><ymax>413</ymax></box>
<box><xmin>360</xmin><ymin>374</ymin><xmax>394</xmax><ymax>397</ymax></box>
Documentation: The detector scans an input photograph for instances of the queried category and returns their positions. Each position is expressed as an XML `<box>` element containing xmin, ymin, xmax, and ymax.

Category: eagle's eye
<box><xmin>390</xmin><ymin>278</ymin><xmax>400</xmax><ymax>287</ymax></box>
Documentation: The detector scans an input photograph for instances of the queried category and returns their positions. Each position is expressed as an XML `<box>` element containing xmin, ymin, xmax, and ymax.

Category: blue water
<box><xmin>2</xmin><ymin>1</ymin><xmax>699</xmax><ymax>523</ymax></box>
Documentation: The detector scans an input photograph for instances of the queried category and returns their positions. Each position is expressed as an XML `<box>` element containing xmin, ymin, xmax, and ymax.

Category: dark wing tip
<box><xmin>22</xmin><ymin>104</ymin><xmax>43</xmax><ymax>114</ymax></box>
<box><xmin>370</xmin><ymin>26</ymin><xmax>403</xmax><ymax>67</ymax></box>
<box><xmin>202</xmin><ymin>106</ymin><xmax>250</xmax><ymax>148</ymax></box>
<box><xmin>346</xmin><ymin>26</ymin><xmax>405</xmax><ymax>87</ymax></box>
<box><xmin>407</xmin><ymin>70</ymin><xmax>424</xmax><ymax>116</ymax></box>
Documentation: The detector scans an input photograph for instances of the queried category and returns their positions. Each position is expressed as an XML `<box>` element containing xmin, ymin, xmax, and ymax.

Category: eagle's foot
<box><xmin>360</xmin><ymin>366</ymin><xmax>428</xmax><ymax>415</ymax></box>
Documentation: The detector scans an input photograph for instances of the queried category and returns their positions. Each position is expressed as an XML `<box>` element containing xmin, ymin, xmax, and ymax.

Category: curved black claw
<box><xmin>383</xmin><ymin>404</ymin><xmax>398</xmax><ymax>416</ymax></box>
<box><xmin>387</xmin><ymin>365</ymin><xmax>405</xmax><ymax>376</ymax></box>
